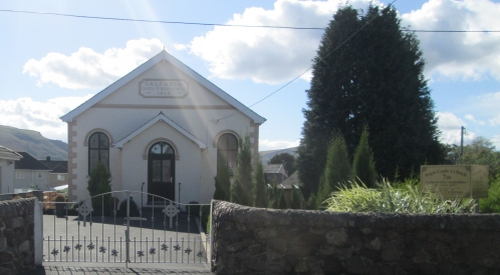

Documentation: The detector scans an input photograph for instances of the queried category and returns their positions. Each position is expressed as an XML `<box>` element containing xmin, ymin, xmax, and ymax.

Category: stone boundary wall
<box><xmin>211</xmin><ymin>200</ymin><xmax>500</xmax><ymax>275</ymax></box>
<box><xmin>0</xmin><ymin>198</ymin><xmax>37</xmax><ymax>275</ymax></box>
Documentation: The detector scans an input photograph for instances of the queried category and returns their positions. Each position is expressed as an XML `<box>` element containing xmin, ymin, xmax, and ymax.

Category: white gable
<box><xmin>114</xmin><ymin>112</ymin><xmax>207</xmax><ymax>149</ymax></box>
<box><xmin>61</xmin><ymin>50</ymin><xmax>265</xmax><ymax>124</ymax></box>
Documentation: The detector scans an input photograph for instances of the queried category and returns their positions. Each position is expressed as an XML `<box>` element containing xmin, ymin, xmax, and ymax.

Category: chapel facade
<box><xmin>61</xmin><ymin>50</ymin><xmax>265</xmax><ymax>205</ymax></box>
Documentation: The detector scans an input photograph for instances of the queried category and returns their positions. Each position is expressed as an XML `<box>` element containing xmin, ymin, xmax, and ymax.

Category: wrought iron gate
<box><xmin>41</xmin><ymin>191</ymin><xmax>211</xmax><ymax>266</ymax></box>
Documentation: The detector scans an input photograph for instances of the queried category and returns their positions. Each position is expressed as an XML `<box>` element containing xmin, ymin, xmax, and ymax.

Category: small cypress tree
<box><xmin>290</xmin><ymin>185</ymin><xmax>305</xmax><ymax>209</ymax></box>
<box><xmin>277</xmin><ymin>189</ymin><xmax>288</xmax><ymax>209</ymax></box>
<box><xmin>352</xmin><ymin>125</ymin><xmax>378</xmax><ymax>188</ymax></box>
<box><xmin>316</xmin><ymin>175</ymin><xmax>331</xmax><ymax>209</ymax></box>
<box><xmin>307</xmin><ymin>193</ymin><xmax>318</xmax><ymax>210</ymax></box>
<box><xmin>87</xmin><ymin>162</ymin><xmax>112</xmax><ymax>213</ymax></box>
<box><xmin>316</xmin><ymin>134</ymin><xmax>351</xmax><ymax>209</ymax></box>
<box><xmin>324</xmin><ymin>134</ymin><xmax>352</xmax><ymax>191</ymax></box>
<box><xmin>230</xmin><ymin>134</ymin><xmax>253</xmax><ymax>206</ymax></box>
<box><xmin>253</xmin><ymin>159</ymin><xmax>267</xmax><ymax>207</ymax></box>
<box><xmin>213</xmin><ymin>163</ymin><xmax>231</xmax><ymax>201</ymax></box>
<box><xmin>267</xmin><ymin>181</ymin><xmax>278</xmax><ymax>208</ymax></box>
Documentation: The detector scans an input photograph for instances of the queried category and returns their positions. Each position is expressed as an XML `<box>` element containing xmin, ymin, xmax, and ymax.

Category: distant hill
<box><xmin>259</xmin><ymin>147</ymin><xmax>298</xmax><ymax>164</ymax></box>
<box><xmin>0</xmin><ymin>125</ymin><xmax>67</xmax><ymax>160</ymax></box>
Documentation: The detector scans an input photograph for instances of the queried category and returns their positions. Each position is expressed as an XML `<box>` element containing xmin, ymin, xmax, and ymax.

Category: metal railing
<box><xmin>40</xmin><ymin>190</ymin><xmax>210</xmax><ymax>266</ymax></box>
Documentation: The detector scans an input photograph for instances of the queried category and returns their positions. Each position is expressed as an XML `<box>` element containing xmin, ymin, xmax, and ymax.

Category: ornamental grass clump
<box><xmin>325</xmin><ymin>179</ymin><xmax>475</xmax><ymax>214</ymax></box>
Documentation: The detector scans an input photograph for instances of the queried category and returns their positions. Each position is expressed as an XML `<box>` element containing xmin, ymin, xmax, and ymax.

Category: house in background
<box><xmin>39</xmin><ymin>156</ymin><xmax>68</xmax><ymax>188</ymax></box>
<box><xmin>14</xmin><ymin>152</ymin><xmax>51</xmax><ymax>192</ymax></box>
<box><xmin>263</xmin><ymin>164</ymin><xmax>288</xmax><ymax>184</ymax></box>
<box><xmin>0</xmin><ymin>146</ymin><xmax>23</xmax><ymax>194</ymax></box>
<box><xmin>277</xmin><ymin>171</ymin><xmax>299</xmax><ymax>208</ymax></box>
<box><xmin>61</xmin><ymin>50</ymin><xmax>265</xmax><ymax>205</ymax></box>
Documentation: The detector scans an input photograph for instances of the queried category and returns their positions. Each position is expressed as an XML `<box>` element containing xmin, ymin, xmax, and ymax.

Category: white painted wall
<box><xmin>0</xmin><ymin>159</ymin><xmax>16</xmax><ymax>193</ymax></box>
<box><xmin>67</xmin><ymin>58</ymin><xmax>261</xmax><ymax>204</ymax></box>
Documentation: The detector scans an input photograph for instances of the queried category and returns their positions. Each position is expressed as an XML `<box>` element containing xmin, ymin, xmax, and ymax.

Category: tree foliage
<box><xmin>298</xmin><ymin>5</ymin><xmax>443</xmax><ymax>199</ymax></box>
<box><xmin>447</xmin><ymin>137</ymin><xmax>500</xmax><ymax>178</ymax></box>
<box><xmin>317</xmin><ymin>134</ymin><xmax>352</xmax><ymax>208</ymax></box>
<box><xmin>253</xmin><ymin>158</ymin><xmax>267</xmax><ymax>207</ymax></box>
<box><xmin>268</xmin><ymin>153</ymin><xmax>297</xmax><ymax>176</ymax></box>
<box><xmin>87</xmin><ymin>162</ymin><xmax>112</xmax><ymax>212</ymax></box>
<box><xmin>230</xmin><ymin>135</ymin><xmax>254</xmax><ymax>206</ymax></box>
<box><xmin>352</xmin><ymin>125</ymin><xmax>377</xmax><ymax>188</ymax></box>
<box><xmin>213</xmin><ymin>163</ymin><xmax>231</xmax><ymax>201</ymax></box>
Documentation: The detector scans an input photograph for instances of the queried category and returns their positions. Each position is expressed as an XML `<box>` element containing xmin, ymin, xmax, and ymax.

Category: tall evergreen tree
<box><xmin>352</xmin><ymin>125</ymin><xmax>377</xmax><ymax>188</ymax></box>
<box><xmin>213</xmin><ymin>163</ymin><xmax>231</xmax><ymax>201</ymax></box>
<box><xmin>253</xmin><ymin>159</ymin><xmax>267</xmax><ymax>207</ymax></box>
<box><xmin>298</xmin><ymin>5</ymin><xmax>443</xmax><ymax>199</ymax></box>
<box><xmin>230</xmin><ymin>134</ymin><xmax>254</xmax><ymax>206</ymax></box>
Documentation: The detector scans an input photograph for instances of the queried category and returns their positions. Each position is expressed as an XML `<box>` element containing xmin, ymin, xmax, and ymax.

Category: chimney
<box><xmin>46</xmin><ymin>156</ymin><xmax>51</xmax><ymax>161</ymax></box>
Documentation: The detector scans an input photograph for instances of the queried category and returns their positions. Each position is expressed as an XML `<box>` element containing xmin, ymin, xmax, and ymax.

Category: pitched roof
<box><xmin>114</xmin><ymin>112</ymin><xmax>208</xmax><ymax>149</ymax></box>
<box><xmin>61</xmin><ymin>50</ymin><xmax>266</xmax><ymax>124</ymax></box>
<box><xmin>263</xmin><ymin>164</ymin><xmax>286</xmax><ymax>174</ymax></box>
<box><xmin>0</xmin><ymin>146</ymin><xmax>22</xmax><ymax>161</ymax></box>
<box><xmin>15</xmin><ymin>152</ymin><xmax>51</xmax><ymax>170</ymax></box>
<box><xmin>51</xmin><ymin>164</ymin><xmax>68</xmax><ymax>174</ymax></box>
<box><xmin>278</xmin><ymin>171</ymin><xmax>299</xmax><ymax>190</ymax></box>
<box><xmin>39</xmin><ymin>158</ymin><xmax>67</xmax><ymax>171</ymax></box>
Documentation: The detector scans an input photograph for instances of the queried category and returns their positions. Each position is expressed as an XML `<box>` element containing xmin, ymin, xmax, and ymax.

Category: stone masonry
<box><xmin>0</xmin><ymin>198</ymin><xmax>36</xmax><ymax>275</ymax></box>
<box><xmin>211</xmin><ymin>200</ymin><xmax>500</xmax><ymax>275</ymax></box>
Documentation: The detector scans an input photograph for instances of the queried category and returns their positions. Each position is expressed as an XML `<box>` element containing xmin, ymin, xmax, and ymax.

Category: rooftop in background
<box><xmin>0</xmin><ymin>146</ymin><xmax>23</xmax><ymax>161</ymax></box>
<box><xmin>39</xmin><ymin>156</ymin><xmax>68</xmax><ymax>173</ymax></box>
<box><xmin>15</xmin><ymin>152</ymin><xmax>51</xmax><ymax>170</ymax></box>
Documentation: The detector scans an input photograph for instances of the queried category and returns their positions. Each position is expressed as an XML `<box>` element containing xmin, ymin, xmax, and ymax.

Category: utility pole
<box><xmin>460</xmin><ymin>126</ymin><xmax>466</xmax><ymax>157</ymax></box>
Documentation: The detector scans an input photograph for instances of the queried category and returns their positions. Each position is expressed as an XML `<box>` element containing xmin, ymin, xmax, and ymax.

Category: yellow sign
<box><xmin>420</xmin><ymin>165</ymin><xmax>489</xmax><ymax>199</ymax></box>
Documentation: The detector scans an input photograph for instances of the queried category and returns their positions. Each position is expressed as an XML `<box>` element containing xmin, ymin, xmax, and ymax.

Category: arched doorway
<box><xmin>148</xmin><ymin>141</ymin><xmax>175</xmax><ymax>203</ymax></box>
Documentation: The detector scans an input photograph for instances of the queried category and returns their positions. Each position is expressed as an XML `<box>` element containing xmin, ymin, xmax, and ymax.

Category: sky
<box><xmin>0</xmin><ymin>0</ymin><xmax>499</xmax><ymax>151</ymax></box>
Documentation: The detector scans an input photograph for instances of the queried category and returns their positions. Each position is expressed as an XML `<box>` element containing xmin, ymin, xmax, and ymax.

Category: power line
<box><xmin>0</xmin><ymin>9</ymin><xmax>323</xmax><ymax>30</ymax></box>
<box><xmin>217</xmin><ymin>0</ymin><xmax>399</xmax><ymax>122</ymax></box>
<box><xmin>1</xmin><ymin>8</ymin><xmax>500</xmax><ymax>33</ymax></box>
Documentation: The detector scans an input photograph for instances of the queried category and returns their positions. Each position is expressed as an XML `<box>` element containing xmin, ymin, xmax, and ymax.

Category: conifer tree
<box><xmin>213</xmin><ymin>163</ymin><xmax>231</xmax><ymax>201</ymax></box>
<box><xmin>253</xmin><ymin>159</ymin><xmax>267</xmax><ymax>207</ymax></box>
<box><xmin>87</xmin><ymin>162</ymin><xmax>112</xmax><ymax>212</ymax></box>
<box><xmin>230</xmin><ymin>134</ymin><xmax>253</xmax><ymax>206</ymax></box>
<box><xmin>317</xmin><ymin>134</ymin><xmax>351</xmax><ymax>209</ymax></box>
<box><xmin>352</xmin><ymin>125</ymin><xmax>377</xmax><ymax>188</ymax></box>
<box><xmin>298</xmin><ymin>5</ymin><xmax>443</xmax><ymax>199</ymax></box>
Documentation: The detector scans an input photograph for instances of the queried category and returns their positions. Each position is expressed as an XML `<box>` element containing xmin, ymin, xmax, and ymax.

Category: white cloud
<box><xmin>259</xmin><ymin>139</ymin><xmax>300</xmax><ymax>151</ymax></box>
<box><xmin>23</xmin><ymin>38</ymin><xmax>164</xmax><ymax>89</ymax></box>
<box><xmin>437</xmin><ymin>111</ymin><xmax>476</xmax><ymax>145</ymax></box>
<box><xmin>0</xmin><ymin>95</ymin><xmax>92</xmax><ymax>141</ymax></box>
<box><xmin>173</xmin><ymin>43</ymin><xmax>188</xmax><ymax>51</ymax></box>
<box><xmin>465</xmin><ymin>114</ymin><xmax>485</xmax><ymax>125</ymax></box>
<box><xmin>188</xmin><ymin>0</ymin><xmax>376</xmax><ymax>84</ymax></box>
<box><xmin>401</xmin><ymin>0</ymin><xmax>500</xmax><ymax>81</ymax></box>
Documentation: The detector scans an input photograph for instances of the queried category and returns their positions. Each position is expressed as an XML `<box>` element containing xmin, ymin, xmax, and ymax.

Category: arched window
<box><xmin>88</xmin><ymin>132</ymin><xmax>109</xmax><ymax>174</ymax></box>
<box><xmin>217</xmin><ymin>133</ymin><xmax>238</xmax><ymax>175</ymax></box>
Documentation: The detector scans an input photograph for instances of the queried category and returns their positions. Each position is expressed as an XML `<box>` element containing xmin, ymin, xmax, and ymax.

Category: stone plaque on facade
<box><xmin>139</xmin><ymin>79</ymin><xmax>188</xmax><ymax>98</ymax></box>
<box><xmin>421</xmin><ymin>165</ymin><xmax>488</xmax><ymax>199</ymax></box>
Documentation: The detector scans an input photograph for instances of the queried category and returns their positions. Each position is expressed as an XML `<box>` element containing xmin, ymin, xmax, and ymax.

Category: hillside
<box><xmin>0</xmin><ymin>125</ymin><xmax>68</xmax><ymax>160</ymax></box>
<box><xmin>259</xmin><ymin>147</ymin><xmax>298</xmax><ymax>164</ymax></box>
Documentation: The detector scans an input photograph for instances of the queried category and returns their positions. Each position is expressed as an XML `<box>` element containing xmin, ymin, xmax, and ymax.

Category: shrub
<box><xmin>118</xmin><ymin>198</ymin><xmax>139</xmax><ymax>216</ymax></box>
<box><xmin>87</xmin><ymin>162</ymin><xmax>112</xmax><ymax>213</ymax></box>
<box><xmin>479</xmin><ymin>176</ymin><xmax>500</xmax><ymax>213</ymax></box>
<box><xmin>325</xmin><ymin>179</ymin><xmax>475</xmax><ymax>214</ymax></box>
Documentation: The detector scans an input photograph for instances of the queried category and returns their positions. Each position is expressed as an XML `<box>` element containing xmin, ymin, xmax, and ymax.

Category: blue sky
<box><xmin>1</xmin><ymin>0</ymin><xmax>499</xmax><ymax>151</ymax></box>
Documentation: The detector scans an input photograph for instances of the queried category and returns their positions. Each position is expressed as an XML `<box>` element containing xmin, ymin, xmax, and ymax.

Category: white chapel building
<box><xmin>61</xmin><ymin>50</ymin><xmax>265</xmax><ymax>205</ymax></box>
